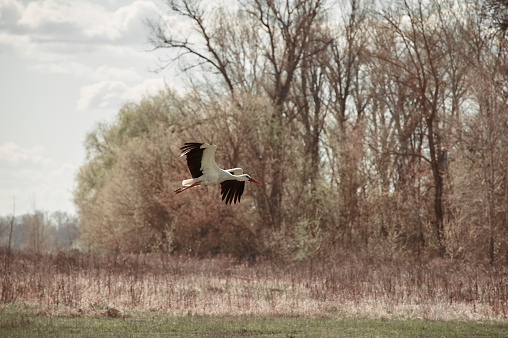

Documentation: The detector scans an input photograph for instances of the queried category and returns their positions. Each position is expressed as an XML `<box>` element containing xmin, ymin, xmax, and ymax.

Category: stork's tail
<box><xmin>182</xmin><ymin>178</ymin><xmax>196</xmax><ymax>186</ymax></box>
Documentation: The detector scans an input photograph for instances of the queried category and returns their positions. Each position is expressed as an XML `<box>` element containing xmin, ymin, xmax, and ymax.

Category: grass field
<box><xmin>1</xmin><ymin>311</ymin><xmax>508</xmax><ymax>337</ymax></box>
<box><xmin>1</xmin><ymin>252</ymin><xmax>507</xmax><ymax>336</ymax></box>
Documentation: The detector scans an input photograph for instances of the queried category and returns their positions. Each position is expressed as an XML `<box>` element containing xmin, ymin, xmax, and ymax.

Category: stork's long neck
<box><xmin>234</xmin><ymin>174</ymin><xmax>250</xmax><ymax>181</ymax></box>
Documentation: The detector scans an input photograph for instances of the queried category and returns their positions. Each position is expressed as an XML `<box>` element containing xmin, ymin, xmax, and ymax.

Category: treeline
<box><xmin>75</xmin><ymin>0</ymin><xmax>508</xmax><ymax>263</ymax></box>
<box><xmin>0</xmin><ymin>211</ymin><xmax>79</xmax><ymax>253</ymax></box>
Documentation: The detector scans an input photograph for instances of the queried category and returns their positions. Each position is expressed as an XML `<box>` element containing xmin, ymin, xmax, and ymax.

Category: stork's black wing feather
<box><xmin>180</xmin><ymin>143</ymin><xmax>204</xmax><ymax>178</ymax></box>
<box><xmin>220</xmin><ymin>180</ymin><xmax>245</xmax><ymax>205</ymax></box>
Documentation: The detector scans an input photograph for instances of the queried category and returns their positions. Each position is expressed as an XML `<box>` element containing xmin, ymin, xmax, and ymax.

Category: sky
<box><xmin>0</xmin><ymin>0</ymin><xmax>175</xmax><ymax>216</ymax></box>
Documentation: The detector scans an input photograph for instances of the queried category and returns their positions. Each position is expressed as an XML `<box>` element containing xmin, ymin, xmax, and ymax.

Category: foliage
<box><xmin>73</xmin><ymin>0</ymin><xmax>508</xmax><ymax>263</ymax></box>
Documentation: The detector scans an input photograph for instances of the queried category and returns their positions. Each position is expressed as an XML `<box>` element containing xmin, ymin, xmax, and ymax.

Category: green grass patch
<box><xmin>1</xmin><ymin>311</ymin><xmax>507</xmax><ymax>337</ymax></box>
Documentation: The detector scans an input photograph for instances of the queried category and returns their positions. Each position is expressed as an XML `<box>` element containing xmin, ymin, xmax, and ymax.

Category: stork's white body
<box><xmin>175</xmin><ymin>142</ymin><xmax>261</xmax><ymax>204</ymax></box>
<box><xmin>182</xmin><ymin>167</ymin><xmax>245</xmax><ymax>187</ymax></box>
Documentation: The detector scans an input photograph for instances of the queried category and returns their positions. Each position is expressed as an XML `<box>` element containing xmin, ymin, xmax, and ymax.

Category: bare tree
<box><xmin>3</xmin><ymin>198</ymin><xmax>15</xmax><ymax>269</ymax></box>
<box><xmin>372</xmin><ymin>0</ymin><xmax>471</xmax><ymax>256</ymax></box>
<box><xmin>21</xmin><ymin>211</ymin><xmax>49</xmax><ymax>254</ymax></box>
<box><xmin>323</xmin><ymin>0</ymin><xmax>370</xmax><ymax>246</ymax></box>
<box><xmin>149</xmin><ymin>0</ymin><xmax>329</xmax><ymax>228</ymax></box>
<box><xmin>460</xmin><ymin>0</ymin><xmax>508</xmax><ymax>262</ymax></box>
<box><xmin>69</xmin><ymin>0</ymin><xmax>508</xmax><ymax>261</ymax></box>
<box><xmin>51</xmin><ymin>211</ymin><xmax>80</xmax><ymax>251</ymax></box>
<box><xmin>484</xmin><ymin>0</ymin><xmax>508</xmax><ymax>32</ymax></box>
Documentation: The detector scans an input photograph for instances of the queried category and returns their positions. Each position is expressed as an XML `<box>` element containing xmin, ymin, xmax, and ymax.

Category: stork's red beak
<box><xmin>249</xmin><ymin>178</ymin><xmax>262</xmax><ymax>185</ymax></box>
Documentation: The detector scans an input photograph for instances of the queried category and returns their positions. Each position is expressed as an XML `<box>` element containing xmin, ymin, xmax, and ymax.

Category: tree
<box><xmin>6</xmin><ymin>199</ymin><xmax>15</xmax><ymax>267</ymax></box>
<box><xmin>456</xmin><ymin>0</ymin><xmax>508</xmax><ymax>263</ymax></box>
<box><xmin>51</xmin><ymin>211</ymin><xmax>80</xmax><ymax>251</ymax></box>
<box><xmin>76</xmin><ymin>90</ymin><xmax>184</xmax><ymax>253</ymax></box>
<box><xmin>20</xmin><ymin>211</ymin><xmax>50</xmax><ymax>253</ymax></box>
<box><xmin>485</xmin><ymin>0</ymin><xmax>508</xmax><ymax>32</ymax></box>
<box><xmin>323</xmin><ymin>0</ymin><xmax>370</xmax><ymax>247</ymax></box>
<box><xmin>149</xmin><ymin>0</ymin><xmax>329</xmax><ymax>228</ymax></box>
<box><xmin>70</xmin><ymin>0</ymin><xmax>508</xmax><ymax>262</ymax></box>
<box><xmin>372</xmin><ymin>0</ymin><xmax>470</xmax><ymax>256</ymax></box>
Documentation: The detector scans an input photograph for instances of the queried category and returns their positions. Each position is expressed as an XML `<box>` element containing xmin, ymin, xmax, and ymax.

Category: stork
<box><xmin>175</xmin><ymin>142</ymin><xmax>261</xmax><ymax>204</ymax></box>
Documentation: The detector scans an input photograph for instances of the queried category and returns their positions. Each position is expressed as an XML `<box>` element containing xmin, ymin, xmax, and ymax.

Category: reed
<box><xmin>1</xmin><ymin>251</ymin><xmax>506</xmax><ymax>321</ymax></box>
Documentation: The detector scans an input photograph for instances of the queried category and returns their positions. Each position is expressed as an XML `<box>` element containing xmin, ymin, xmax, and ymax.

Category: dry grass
<box><xmin>1</xmin><ymin>252</ymin><xmax>507</xmax><ymax>321</ymax></box>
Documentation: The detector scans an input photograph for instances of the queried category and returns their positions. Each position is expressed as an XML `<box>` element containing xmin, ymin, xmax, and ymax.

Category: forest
<box><xmin>0</xmin><ymin>211</ymin><xmax>79</xmax><ymax>253</ymax></box>
<box><xmin>72</xmin><ymin>0</ymin><xmax>508</xmax><ymax>264</ymax></box>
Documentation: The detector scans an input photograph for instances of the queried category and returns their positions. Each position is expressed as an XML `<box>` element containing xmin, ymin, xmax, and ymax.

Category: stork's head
<box><xmin>245</xmin><ymin>174</ymin><xmax>261</xmax><ymax>185</ymax></box>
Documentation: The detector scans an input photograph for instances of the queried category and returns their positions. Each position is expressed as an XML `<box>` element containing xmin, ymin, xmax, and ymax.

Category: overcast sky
<box><xmin>0</xmin><ymin>0</ymin><xmax>174</xmax><ymax>216</ymax></box>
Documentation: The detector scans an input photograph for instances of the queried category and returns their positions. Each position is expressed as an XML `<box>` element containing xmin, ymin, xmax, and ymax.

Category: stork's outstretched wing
<box><xmin>220</xmin><ymin>180</ymin><xmax>245</xmax><ymax>205</ymax></box>
<box><xmin>225</xmin><ymin>168</ymin><xmax>243</xmax><ymax>176</ymax></box>
<box><xmin>180</xmin><ymin>143</ymin><xmax>219</xmax><ymax>178</ymax></box>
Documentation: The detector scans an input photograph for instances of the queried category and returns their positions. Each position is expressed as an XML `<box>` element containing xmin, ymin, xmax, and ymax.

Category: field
<box><xmin>2</xmin><ymin>313</ymin><xmax>508</xmax><ymax>337</ymax></box>
<box><xmin>1</xmin><ymin>252</ymin><xmax>507</xmax><ymax>336</ymax></box>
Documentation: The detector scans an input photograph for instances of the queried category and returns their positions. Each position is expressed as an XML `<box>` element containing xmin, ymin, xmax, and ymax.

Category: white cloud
<box><xmin>0</xmin><ymin>1</ymin><xmax>171</xmax><ymax>215</ymax></box>
<box><xmin>93</xmin><ymin>66</ymin><xmax>143</xmax><ymax>82</ymax></box>
<box><xmin>0</xmin><ymin>0</ymin><xmax>163</xmax><ymax>62</ymax></box>
<box><xmin>77</xmin><ymin>77</ymin><xmax>168</xmax><ymax>110</ymax></box>
<box><xmin>0</xmin><ymin>31</ymin><xmax>29</xmax><ymax>51</ymax></box>
<box><xmin>16</xmin><ymin>0</ymin><xmax>159</xmax><ymax>42</ymax></box>
<box><xmin>84</xmin><ymin>0</ymin><xmax>159</xmax><ymax>41</ymax></box>
<box><xmin>0</xmin><ymin>0</ymin><xmax>23</xmax><ymax>26</ymax></box>
<box><xmin>0</xmin><ymin>142</ymin><xmax>76</xmax><ymax>214</ymax></box>
<box><xmin>18</xmin><ymin>0</ymin><xmax>80</xmax><ymax>28</ymax></box>
<box><xmin>5</xmin><ymin>0</ymin><xmax>167</xmax><ymax>111</ymax></box>
<box><xmin>29</xmin><ymin>61</ymin><xmax>92</xmax><ymax>77</ymax></box>
<box><xmin>126</xmin><ymin>77</ymin><xmax>168</xmax><ymax>101</ymax></box>
<box><xmin>0</xmin><ymin>142</ymin><xmax>50</xmax><ymax>166</ymax></box>
<box><xmin>29</xmin><ymin>61</ymin><xmax>142</xmax><ymax>82</ymax></box>
<box><xmin>77</xmin><ymin>80</ymin><xmax>128</xmax><ymax>110</ymax></box>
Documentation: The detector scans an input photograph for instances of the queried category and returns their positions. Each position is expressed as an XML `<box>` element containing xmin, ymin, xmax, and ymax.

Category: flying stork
<box><xmin>175</xmin><ymin>142</ymin><xmax>261</xmax><ymax>204</ymax></box>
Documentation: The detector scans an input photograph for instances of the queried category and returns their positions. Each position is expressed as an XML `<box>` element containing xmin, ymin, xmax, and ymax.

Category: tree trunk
<box><xmin>5</xmin><ymin>199</ymin><xmax>15</xmax><ymax>270</ymax></box>
<box><xmin>427</xmin><ymin>117</ymin><xmax>446</xmax><ymax>256</ymax></box>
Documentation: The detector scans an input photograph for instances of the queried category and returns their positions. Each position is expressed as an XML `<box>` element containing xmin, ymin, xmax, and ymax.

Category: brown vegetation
<box><xmin>3</xmin><ymin>0</ymin><xmax>508</xmax><ymax>325</ymax></box>
<box><xmin>69</xmin><ymin>0</ymin><xmax>508</xmax><ymax>264</ymax></box>
<box><xmin>1</xmin><ymin>252</ymin><xmax>506</xmax><ymax>321</ymax></box>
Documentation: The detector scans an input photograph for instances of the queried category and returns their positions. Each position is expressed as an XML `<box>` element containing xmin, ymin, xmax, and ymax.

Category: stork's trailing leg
<box><xmin>174</xmin><ymin>182</ymin><xmax>200</xmax><ymax>194</ymax></box>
